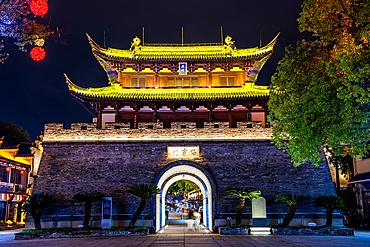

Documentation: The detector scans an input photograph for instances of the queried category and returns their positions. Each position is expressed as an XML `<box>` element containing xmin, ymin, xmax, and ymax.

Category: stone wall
<box><xmin>34</xmin><ymin>123</ymin><xmax>337</xmax><ymax>228</ymax></box>
<box><xmin>43</xmin><ymin>122</ymin><xmax>272</xmax><ymax>141</ymax></box>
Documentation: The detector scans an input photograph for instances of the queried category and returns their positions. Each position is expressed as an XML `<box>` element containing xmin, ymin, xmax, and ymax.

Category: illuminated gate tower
<box><xmin>66</xmin><ymin>33</ymin><xmax>280</xmax><ymax>129</ymax></box>
<box><xmin>35</xmin><ymin>32</ymin><xmax>339</xmax><ymax>231</ymax></box>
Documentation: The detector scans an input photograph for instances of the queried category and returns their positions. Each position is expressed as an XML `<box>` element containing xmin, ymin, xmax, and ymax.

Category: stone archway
<box><xmin>154</xmin><ymin>161</ymin><xmax>215</xmax><ymax>232</ymax></box>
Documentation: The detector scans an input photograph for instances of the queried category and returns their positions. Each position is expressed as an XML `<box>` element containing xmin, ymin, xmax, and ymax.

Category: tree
<box><xmin>275</xmin><ymin>194</ymin><xmax>308</xmax><ymax>226</ymax></box>
<box><xmin>168</xmin><ymin>180</ymin><xmax>198</xmax><ymax>196</ymax></box>
<box><xmin>22</xmin><ymin>191</ymin><xmax>53</xmax><ymax>229</ymax></box>
<box><xmin>337</xmin><ymin>187</ymin><xmax>362</xmax><ymax>227</ymax></box>
<box><xmin>268</xmin><ymin>0</ymin><xmax>370</xmax><ymax>166</ymax></box>
<box><xmin>72</xmin><ymin>192</ymin><xmax>104</xmax><ymax>228</ymax></box>
<box><xmin>325</xmin><ymin>146</ymin><xmax>354</xmax><ymax>191</ymax></box>
<box><xmin>127</xmin><ymin>184</ymin><xmax>160</xmax><ymax>228</ymax></box>
<box><xmin>315</xmin><ymin>195</ymin><xmax>345</xmax><ymax>227</ymax></box>
<box><xmin>224</xmin><ymin>187</ymin><xmax>261</xmax><ymax>225</ymax></box>
<box><xmin>0</xmin><ymin>0</ymin><xmax>62</xmax><ymax>63</ymax></box>
<box><xmin>0</xmin><ymin>121</ymin><xmax>30</xmax><ymax>146</ymax></box>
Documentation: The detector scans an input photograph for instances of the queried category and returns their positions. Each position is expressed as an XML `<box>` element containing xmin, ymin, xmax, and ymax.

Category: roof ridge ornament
<box><xmin>130</xmin><ymin>36</ymin><xmax>141</xmax><ymax>56</ymax></box>
<box><xmin>224</xmin><ymin>35</ymin><xmax>236</xmax><ymax>56</ymax></box>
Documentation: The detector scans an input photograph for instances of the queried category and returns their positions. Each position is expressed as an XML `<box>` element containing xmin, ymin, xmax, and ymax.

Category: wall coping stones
<box><xmin>43</xmin><ymin>122</ymin><xmax>272</xmax><ymax>142</ymax></box>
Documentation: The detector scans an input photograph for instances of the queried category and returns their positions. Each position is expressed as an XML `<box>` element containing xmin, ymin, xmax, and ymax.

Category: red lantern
<box><xmin>5</xmin><ymin>167</ymin><xmax>10</xmax><ymax>172</ymax></box>
<box><xmin>20</xmin><ymin>170</ymin><xmax>24</xmax><ymax>175</ymax></box>
<box><xmin>30</xmin><ymin>47</ymin><xmax>46</xmax><ymax>61</ymax></box>
<box><xmin>30</xmin><ymin>0</ymin><xmax>49</xmax><ymax>16</ymax></box>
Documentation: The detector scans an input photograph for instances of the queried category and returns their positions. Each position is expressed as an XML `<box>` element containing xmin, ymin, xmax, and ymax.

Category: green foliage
<box><xmin>168</xmin><ymin>180</ymin><xmax>198</xmax><ymax>195</ymax></box>
<box><xmin>315</xmin><ymin>195</ymin><xmax>346</xmax><ymax>211</ymax></box>
<box><xmin>0</xmin><ymin>121</ymin><xmax>29</xmax><ymax>146</ymax></box>
<box><xmin>0</xmin><ymin>0</ymin><xmax>62</xmax><ymax>63</ymax></box>
<box><xmin>224</xmin><ymin>187</ymin><xmax>261</xmax><ymax>201</ymax></box>
<box><xmin>127</xmin><ymin>184</ymin><xmax>160</xmax><ymax>228</ymax></box>
<box><xmin>72</xmin><ymin>192</ymin><xmax>104</xmax><ymax>203</ymax></box>
<box><xmin>268</xmin><ymin>0</ymin><xmax>370</xmax><ymax>166</ymax></box>
<box><xmin>275</xmin><ymin>194</ymin><xmax>309</xmax><ymax>226</ymax></box>
<box><xmin>326</xmin><ymin>148</ymin><xmax>353</xmax><ymax>177</ymax></box>
<box><xmin>22</xmin><ymin>191</ymin><xmax>53</xmax><ymax>229</ymax></box>
<box><xmin>275</xmin><ymin>194</ymin><xmax>308</xmax><ymax>205</ymax></box>
<box><xmin>315</xmin><ymin>194</ymin><xmax>345</xmax><ymax>226</ymax></box>
<box><xmin>128</xmin><ymin>184</ymin><xmax>160</xmax><ymax>199</ymax></box>
<box><xmin>72</xmin><ymin>192</ymin><xmax>104</xmax><ymax>228</ymax></box>
<box><xmin>224</xmin><ymin>187</ymin><xmax>261</xmax><ymax>225</ymax></box>
<box><xmin>22</xmin><ymin>191</ymin><xmax>53</xmax><ymax>215</ymax></box>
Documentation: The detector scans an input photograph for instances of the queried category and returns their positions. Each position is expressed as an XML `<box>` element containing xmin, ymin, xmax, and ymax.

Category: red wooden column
<box><xmin>97</xmin><ymin>103</ymin><xmax>102</xmax><ymax>129</ymax></box>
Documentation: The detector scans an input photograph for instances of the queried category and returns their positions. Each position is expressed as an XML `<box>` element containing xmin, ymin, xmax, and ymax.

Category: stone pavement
<box><xmin>1</xmin><ymin>225</ymin><xmax>370</xmax><ymax>247</ymax></box>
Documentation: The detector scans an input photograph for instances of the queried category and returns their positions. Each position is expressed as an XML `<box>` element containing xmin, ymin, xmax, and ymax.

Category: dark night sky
<box><xmin>0</xmin><ymin>0</ymin><xmax>310</xmax><ymax>140</ymax></box>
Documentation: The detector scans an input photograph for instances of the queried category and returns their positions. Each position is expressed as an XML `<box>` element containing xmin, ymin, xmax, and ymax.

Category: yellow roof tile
<box><xmin>65</xmin><ymin>74</ymin><xmax>269</xmax><ymax>101</ymax></box>
<box><xmin>87</xmin><ymin>33</ymin><xmax>279</xmax><ymax>62</ymax></box>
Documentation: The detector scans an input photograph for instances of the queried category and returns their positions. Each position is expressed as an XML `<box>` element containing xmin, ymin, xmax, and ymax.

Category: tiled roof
<box><xmin>348</xmin><ymin>172</ymin><xmax>370</xmax><ymax>184</ymax></box>
<box><xmin>65</xmin><ymin>75</ymin><xmax>269</xmax><ymax>101</ymax></box>
<box><xmin>87</xmin><ymin>33</ymin><xmax>279</xmax><ymax>62</ymax></box>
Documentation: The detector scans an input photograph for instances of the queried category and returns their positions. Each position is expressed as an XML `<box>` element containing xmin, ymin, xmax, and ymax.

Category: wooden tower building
<box><xmin>66</xmin><ymin>33</ymin><xmax>280</xmax><ymax>129</ymax></box>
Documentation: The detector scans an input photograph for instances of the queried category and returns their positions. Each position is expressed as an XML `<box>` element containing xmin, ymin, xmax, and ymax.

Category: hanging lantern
<box><xmin>30</xmin><ymin>0</ymin><xmax>49</xmax><ymax>16</ymax></box>
<box><xmin>20</xmin><ymin>170</ymin><xmax>24</xmax><ymax>175</ymax></box>
<box><xmin>5</xmin><ymin>167</ymin><xmax>10</xmax><ymax>172</ymax></box>
<box><xmin>30</xmin><ymin>47</ymin><xmax>46</xmax><ymax>61</ymax></box>
<box><xmin>34</xmin><ymin>38</ymin><xmax>45</xmax><ymax>47</ymax></box>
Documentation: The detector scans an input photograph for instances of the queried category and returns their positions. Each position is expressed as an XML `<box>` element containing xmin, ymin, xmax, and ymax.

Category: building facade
<box><xmin>33</xmin><ymin>34</ymin><xmax>340</xmax><ymax>231</ymax></box>
<box><xmin>349</xmin><ymin>156</ymin><xmax>370</xmax><ymax>225</ymax></box>
<box><xmin>0</xmin><ymin>137</ymin><xmax>42</xmax><ymax>225</ymax></box>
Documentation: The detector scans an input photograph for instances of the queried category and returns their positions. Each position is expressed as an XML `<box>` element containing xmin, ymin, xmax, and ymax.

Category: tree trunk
<box><xmin>235</xmin><ymin>200</ymin><xmax>245</xmax><ymax>225</ymax></box>
<box><xmin>335</xmin><ymin>164</ymin><xmax>340</xmax><ymax>191</ymax></box>
<box><xmin>33</xmin><ymin>214</ymin><xmax>42</xmax><ymax>229</ymax></box>
<box><xmin>83</xmin><ymin>202</ymin><xmax>92</xmax><ymax>228</ymax></box>
<box><xmin>235</xmin><ymin>208</ymin><xmax>242</xmax><ymax>225</ymax></box>
<box><xmin>129</xmin><ymin>199</ymin><xmax>146</xmax><ymax>228</ymax></box>
<box><xmin>326</xmin><ymin>210</ymin><xmax>333</xmax><ymax>227</ymax></box>
<box><xmin>282</xmin><ymin>204</ymin><xmax>297</xmax><ymax>226</ymax></box>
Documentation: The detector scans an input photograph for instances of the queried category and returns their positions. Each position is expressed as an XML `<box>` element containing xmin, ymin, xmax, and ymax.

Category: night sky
<box><xmin>0</xmin><ymin>0</ymin><xmax>310</xmax><ymax>140</ymax></box>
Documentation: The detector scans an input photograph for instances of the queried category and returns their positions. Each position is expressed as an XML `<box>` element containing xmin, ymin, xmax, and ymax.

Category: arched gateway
<box><xmin>154</xmin><ymin>160</ymin><xmax>215</xmax><ymax>232</ymax></box>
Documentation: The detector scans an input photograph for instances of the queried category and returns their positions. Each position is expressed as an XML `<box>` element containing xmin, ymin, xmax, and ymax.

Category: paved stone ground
<box><xmin>1</xmin><ymin>226</ymin><xmax>370</xmax><ymax>247</ymax></box>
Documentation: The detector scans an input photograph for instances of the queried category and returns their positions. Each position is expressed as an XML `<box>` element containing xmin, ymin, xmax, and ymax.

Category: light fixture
<box><xmin>30</xmin><ymin>0</ymin><xmax>49</xmax><ymax>16</ymax></box>
<box><xmin>30</xmin><ymin>46</ymin><xmax>46</xmax><ymax>61</ymax></box>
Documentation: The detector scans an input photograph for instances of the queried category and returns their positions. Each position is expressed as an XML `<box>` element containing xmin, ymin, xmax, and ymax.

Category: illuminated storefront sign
<box><xmin>167</xmin><ymin>146</ymin><xmax>199</xmax><ymax>159</ymax></box>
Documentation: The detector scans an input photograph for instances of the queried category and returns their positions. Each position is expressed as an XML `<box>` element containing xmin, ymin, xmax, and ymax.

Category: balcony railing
<box><xmin>0</xmin><ymin>182</ymin><xmax>26</xmax><ymax>193</ymax></box>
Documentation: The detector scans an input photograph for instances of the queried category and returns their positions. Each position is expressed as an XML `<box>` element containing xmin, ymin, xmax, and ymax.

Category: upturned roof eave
<box><xmin>71</xmin><ymin>93</ymin><xmax>270</xmax><ymax>102</ymax></box>
<box><xmin>66</xmin><ymin>82</ymin><xmax>270</xmax><ymax>102</ymax></box>
<box><xmin>86</xmin><ymin>33</ymin><xmax>280</xmax><ymax>62</ymax></box>
<box><xmin>92</xmin><ymin>52</ymin><xmax>273</xmax><ymax>63</ymax></box>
